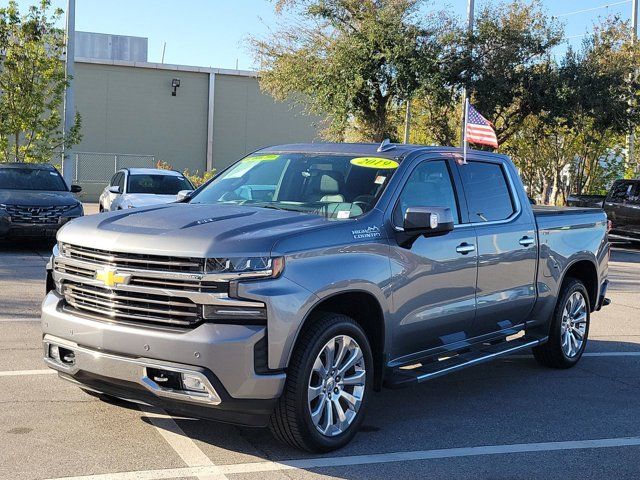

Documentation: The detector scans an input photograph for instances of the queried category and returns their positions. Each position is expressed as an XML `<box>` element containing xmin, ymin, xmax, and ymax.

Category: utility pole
<box><xmin>460</xmin><ymin>0</ymin><xmax>475</xmax><ymax>147</ymax></box>
<box><xmin>62</xmin><ymin>0</ymin><xmax>76</xmax><ymax>185</ymax></box>
<box><xmin>403</xmin><ymin>99</ymin><xmax>412</xmax><ymax>144</ymax></box>
<box><xmin>630</xmin><ymin>0</ymin><xmax>638</xmax><ymax>174</ymax></box>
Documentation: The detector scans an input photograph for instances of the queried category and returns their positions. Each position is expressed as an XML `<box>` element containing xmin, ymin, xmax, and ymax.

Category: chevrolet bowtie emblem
<box><xmin>95</xmin><ymin>268</ymin><xmax>130</xmax><ymax>288</ymax></box>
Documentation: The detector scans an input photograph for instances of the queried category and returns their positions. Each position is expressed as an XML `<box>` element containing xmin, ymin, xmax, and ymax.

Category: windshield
<box><xmin>0</xmin><ymin>167</ymin><xmax>67</xmax><ymax>191</ymax></box>
<box><xmin>190</xmin><ymin>152</ymin><xmax>400</xmax><ymax>219</ymax></box>
<box><xmin>127</xmin><ymin>174</ymin><xmax>193</xmax><ymax>195</ymax></box>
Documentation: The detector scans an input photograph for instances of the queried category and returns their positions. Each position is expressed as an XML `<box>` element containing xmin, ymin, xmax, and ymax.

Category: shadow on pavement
<box><xmin>99</xmin><ymin>338</ymin><xmax>640</xmax><ymax>468</ymax></box>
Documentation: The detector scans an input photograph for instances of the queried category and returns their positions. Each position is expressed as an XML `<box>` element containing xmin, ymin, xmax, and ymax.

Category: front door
<box><xmin>455</xmin><ymin>158</ymin><xmax>537</xmax><ymax>337</ymax></box>
<box><xmin>389</xmin><ymin>158</ymin><xmax>478</xmax><ymax>361</ymax></box>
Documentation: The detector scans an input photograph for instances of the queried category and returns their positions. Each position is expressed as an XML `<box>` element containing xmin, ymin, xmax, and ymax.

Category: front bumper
<box><xmin>41</xmin><ymin>291</ymin><xmax>286</xmax><ymax>426</ymax></box>
<box><xmin>0</xmin><ymin>216</ymin><xmax>79</xmax><ymax>238</ymax></box>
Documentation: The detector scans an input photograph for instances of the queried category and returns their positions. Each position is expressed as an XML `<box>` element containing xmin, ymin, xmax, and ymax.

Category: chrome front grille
<box><xmin>5</xmin><ymin>204</ymin><xmax>75</xmax><ymax>224</ymax></box>
<box><xmin>62</xmin><ymin>281</ymin><xmax>200</xmax><ymax>327</ymax></box>
<box><xmin>60</xmin><ymin>243</ymin><xmax>205</xmax><ymax>273</ymax></box>
<box><xmin>53</xmin><ymin>259</ymin><xmax>226</xmax><ymax>293</ymax></box>
<box><xmin>53</xmin><ymin>243</ymin><xmax>263</xmax><ymax>329</ymax></box>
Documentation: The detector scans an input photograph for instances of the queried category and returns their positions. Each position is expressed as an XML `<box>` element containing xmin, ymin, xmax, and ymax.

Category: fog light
<box><xmin>181</xmin><ymin>373</ymin><xmax>207</xmax><ymax>392</ymax></box>
<box><xmin>49</xmin><ymin>345</ymin><xmax>60</xmax><ymax>362</ymax></box>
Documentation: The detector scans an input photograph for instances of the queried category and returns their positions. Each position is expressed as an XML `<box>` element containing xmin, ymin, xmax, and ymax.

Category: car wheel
<box><xmin>99</xmin><ymin>203</ymin><xmax>104</xmax><ymax>213</ymax></box>
<box><xmin>269</xmin><ymin>312</ymin><xmax>373</xmax><ymax>452</ymax></box>
<box><xmin>533</xmin><ymin>277</ymin><xmax>590</xmax><ymax>369</ymax></box>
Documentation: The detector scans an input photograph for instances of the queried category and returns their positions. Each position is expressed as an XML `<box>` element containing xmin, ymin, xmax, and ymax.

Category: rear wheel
<box><xmin>269</xmin><ymin>313</ymin><xmax>372</xmax><ymax>452</ymax></box>
<box><xmin>533</xmin><ymin>278</ymin><xmax>590</xmax><ymax>369</ymax></box>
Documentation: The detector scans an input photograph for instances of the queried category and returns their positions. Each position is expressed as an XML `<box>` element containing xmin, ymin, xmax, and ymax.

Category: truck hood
<box><xmin>0</xmin><ymin>189</ymin><xmax>79</xmax><ymax>207</ymax></box>
<box><xmin>57</xmin><ymin>203</ymin><xmax>333</xmax><ymax>257</ymax></box>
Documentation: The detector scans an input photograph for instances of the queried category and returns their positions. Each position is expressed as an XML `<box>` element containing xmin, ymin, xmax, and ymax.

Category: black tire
<box><xmin>269</xmin><ymin>312</ymin><xmax>373</xmax><ymax>452</ymax></box>
<box><xmin>533</xmin><ymin>277</ymin><xmax>590</xmax><ymax>369</ymax></box>
<box><xmin>99</xmin><ymin>204</ymin><xmax>104</xmax><ymax>213</ymax></box>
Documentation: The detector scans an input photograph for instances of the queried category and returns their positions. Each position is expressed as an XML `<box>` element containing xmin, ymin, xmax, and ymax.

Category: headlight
<box><xmin>205</xmin><ymin>256</ymin><xmax>284</xmax><ymax>279</ymax></box>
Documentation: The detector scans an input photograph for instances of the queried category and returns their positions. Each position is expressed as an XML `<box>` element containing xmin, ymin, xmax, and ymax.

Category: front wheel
<box><xmin>533</xmin><ymin>278</ymin><xmax>590</xmax><ymax>369</ymax></box>
<box><xmin>269</xmin><ymin>313</ymin><xmax>373</xmax><ymax>452</ymax></box>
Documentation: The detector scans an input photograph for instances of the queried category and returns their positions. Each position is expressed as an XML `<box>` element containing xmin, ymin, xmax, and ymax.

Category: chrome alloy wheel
<box><xmin>561</xmin><ymin>291</ymin><xmax>588</xmax><ymax>358</ymax></box>
<box><xmin>307</xmin><ymin>335</ymin><xmax>366</xmax><ymax>437</ymax></box>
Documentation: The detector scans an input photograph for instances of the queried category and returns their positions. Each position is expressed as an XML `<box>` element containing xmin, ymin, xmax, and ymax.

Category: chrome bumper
<box><xmin>43</xmin><ymin>334</ymin><xmax>222</xmax><ymax>405</ymax></box>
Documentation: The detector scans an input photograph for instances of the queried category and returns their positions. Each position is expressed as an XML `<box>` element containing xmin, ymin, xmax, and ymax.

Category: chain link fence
<box><xmin>71</xmin><ymin>152</ymin><xmax>156</xmax><ymax>183</ymax></box>
<box><xmin>64</xmin><ymin>152</ymin><xmax>156</xmax><ymax>202</ymax></box>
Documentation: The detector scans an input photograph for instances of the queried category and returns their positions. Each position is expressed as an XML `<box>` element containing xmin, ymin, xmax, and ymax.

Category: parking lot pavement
<box><xmin>0</xmin><ymin>242</ymin><xmax>639</xmax><ymax>480</ymax></box>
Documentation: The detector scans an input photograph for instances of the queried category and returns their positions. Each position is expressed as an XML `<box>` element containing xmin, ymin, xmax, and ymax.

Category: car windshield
<box><xmin>0</xmin><ymin>167</ymin><xmax>67</xmax><ymax>191</ymax></box>
<box><xmin>189</xmin><ymin>152</ymin><xmax>400</xmax><ymax>219</ymax></box>
<box><xmin>127</xmin><ymin>174</ymin><xmax>193</xmax><ymax>195</ymax></box>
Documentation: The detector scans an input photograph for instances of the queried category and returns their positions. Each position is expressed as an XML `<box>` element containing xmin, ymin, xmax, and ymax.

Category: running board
<box><xmin>384</xmin><ymin>336</ymin><xmax>547</xmax><ymax>389</ymax></box>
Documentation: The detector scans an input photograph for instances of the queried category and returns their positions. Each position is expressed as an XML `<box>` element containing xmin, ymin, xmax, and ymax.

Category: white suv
<box><xmin>99</xmin><ymin>168</ymin><xmax>194</xmax><ymax>212</ymax></box>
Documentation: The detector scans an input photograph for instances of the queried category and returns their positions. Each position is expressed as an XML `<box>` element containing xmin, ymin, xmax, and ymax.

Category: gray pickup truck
<box><xmin>42</xmin><ymin>143</ymin><xmax>610</xmax><ymax>452</ymax></box>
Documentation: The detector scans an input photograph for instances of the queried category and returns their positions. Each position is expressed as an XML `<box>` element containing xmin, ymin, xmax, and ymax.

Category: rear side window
<box><xmin>459</xmin><ymin>161</ymin><xmax>515</xmax><ymax>222</ymax></box>
<box><xmin>607</xmin><ymin>181</ymin><xmax>639</xmax><ymax>204</ymax></box>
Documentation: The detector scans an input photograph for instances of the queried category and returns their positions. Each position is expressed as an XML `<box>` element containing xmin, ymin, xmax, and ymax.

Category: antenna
<box><xmin>377</xmin><ymin>139</ymin><xmax>395</xmax><ymax>152</ymax></box>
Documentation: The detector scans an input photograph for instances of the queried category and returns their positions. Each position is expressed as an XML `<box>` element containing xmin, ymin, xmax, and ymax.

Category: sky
<box><xmin>11</xmin><ymin>0</ymin><xmax>636</xmax><ymax>70</ymax></box>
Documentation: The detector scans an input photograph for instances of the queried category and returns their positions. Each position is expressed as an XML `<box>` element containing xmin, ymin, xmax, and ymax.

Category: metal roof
<box><xmin>258</xmin><ymin>143</ymin><xmax>507</xmax><ymax>160</ymax></box>
<box><xmin>123</xmin><ymin>168</ymin><xmax>185</xmax><ymax>176</ymax></box>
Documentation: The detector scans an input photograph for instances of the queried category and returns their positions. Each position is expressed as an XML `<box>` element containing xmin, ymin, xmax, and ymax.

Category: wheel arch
<box><xmin>289</xmin><ymin>290</ymin><xmax>387</xmax><ymax>391</ymax></box>
<box><xmin>560</xmin><ymin>259</ymin><xmax>599</xmax><ymax>312</ymax></box>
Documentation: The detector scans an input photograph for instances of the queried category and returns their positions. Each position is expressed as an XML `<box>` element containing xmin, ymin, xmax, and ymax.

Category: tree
<box><xmin>0</xmin><ymin>0</ymin><xmax>81</xmax><ymax>163</ymax></box>
<box><xmin>250</xmin><ymin>0</ymin><xmax>456</xmax><ymax>142</ymax></box>
<box><xmin>505</xmin><ymin>17</ymin><xmax>639</xmax><ymax>203</ymax></box>
<box><xmin>401</xmin><ymin>0</ymin><xmax>563</xmax><ymax>146</ymax></box>
<box><xmin>463</xmin><ymin>0</ymin><xmax>563</xmax><ymax>144</ymax></box>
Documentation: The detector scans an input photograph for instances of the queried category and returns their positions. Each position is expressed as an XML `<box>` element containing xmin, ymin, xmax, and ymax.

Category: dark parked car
<box><xmin>604</xmin><ymin>179</ymin><xmax>640</xmax><ymax>244</ymax></box>
<box><xmin>0</xmin><ymin>163</ymin><xmax>84</xmax><ymax>239</ymax></box>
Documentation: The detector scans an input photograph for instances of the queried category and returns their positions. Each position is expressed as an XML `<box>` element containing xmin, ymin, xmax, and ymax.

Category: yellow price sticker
<box><xmin>243</xmin><ymin>154</ymin><xmax>281</xmax><ymax>162</ymax></box>
<box><xmin>350</xmin><ymin>157</ymin><xmax>399</xmax><ymax>169</ymax></box>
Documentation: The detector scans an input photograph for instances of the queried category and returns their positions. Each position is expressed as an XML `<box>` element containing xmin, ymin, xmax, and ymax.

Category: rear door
<box><xmin>455</xmin><ymin>158</ymin><xmax>537</xmax><ymax>338</ymax></box>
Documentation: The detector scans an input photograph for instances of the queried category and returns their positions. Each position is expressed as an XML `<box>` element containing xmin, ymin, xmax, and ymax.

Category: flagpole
<box><xmin>462</xmin><ymin>98</ymin><xmax>469</xmax><ymax>164</ymax></box>
<box><xmin>460</xmin><ymin>0</ymin><xmax>475</xmax><ymax>149</ymax></box>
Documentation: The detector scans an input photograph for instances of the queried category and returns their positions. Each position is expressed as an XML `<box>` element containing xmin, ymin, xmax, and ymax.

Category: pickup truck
<box><xmin>603</xmin><ymin>179</ymin><xmax>640</xmax><ymax>244</ymax></box>
<box><xmin>42</xmin><ymin>143</ymin><xmax>610</xmax><ymax>452</ymax></box>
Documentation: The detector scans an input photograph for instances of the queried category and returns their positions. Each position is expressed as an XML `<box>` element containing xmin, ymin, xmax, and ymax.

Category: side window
<box><xmin>117</xmin><ymin>173</ymin><xmax>125</xmax><ymax>192</ymax></box>
<box><xmin>394</xmin><ymin>160</ymin><xmax>460</xmax><ymax>225</ymax></box>
<box><xmin>607</xmin><ymin>181</ymin><xmax>637</xmax><ymax>203</ymax></box>
<box><xmin>459</xmin><ymin>161</ymin><xmax>515</xmax><ymax>222</ymax></box>
<box><xmin>109</xmin><ymin>173</ymin><xmax>119</xmax><ymax>187</ymax></box>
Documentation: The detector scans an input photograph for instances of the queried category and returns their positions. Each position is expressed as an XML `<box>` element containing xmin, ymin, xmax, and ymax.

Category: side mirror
<box><xmin>70</xmin><ymin>184</ymin><xmax>82</xmax><ymax>193</ymax></box>
<box><xmin>108</xmin><ymin>185</ymin><xmax>121</xmax><ymax>194</ymax></box>
<box><xmin>403</xmin><ymin>206</ymin><xmax>455</xmax><ymax>237</ymax></box>
<box><xmin>177</xmin><ymin>189</ymin><xmax>194</xmax><ymax>201</ymax></box>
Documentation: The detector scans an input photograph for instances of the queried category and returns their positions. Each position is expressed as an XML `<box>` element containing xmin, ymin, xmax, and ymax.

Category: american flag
<box><xmin>465</xmin><ymin>104</ymin><xmax>498</xmax><ymax>149</ymax></box>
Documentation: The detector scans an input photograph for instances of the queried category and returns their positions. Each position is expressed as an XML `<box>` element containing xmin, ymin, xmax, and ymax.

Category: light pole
<box><xmin>62</xmin><ymin>0</ymin><xmax>76</xmax><ymax>184</ymax></box>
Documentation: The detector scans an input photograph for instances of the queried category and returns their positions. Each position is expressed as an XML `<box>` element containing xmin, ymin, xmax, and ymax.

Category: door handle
<box><xmin>456</xmin><ymin>243</ymin><xmax>476</xmax><ymax>254</ymax></box>
<box><xmin>519</xmin><ymin>236</ymin><xmax>535</xmax><ymax>247</ymax></box>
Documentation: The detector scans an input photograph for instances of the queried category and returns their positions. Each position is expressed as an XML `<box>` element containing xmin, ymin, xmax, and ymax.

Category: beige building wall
<box><xmin>74</xmin><ymin>62</ymin><xmax>209</xmax><ymax>173</ymax></box>
<box><xmin>212</xmin><ymin>74</ymin><xmax>319</xmax><ymax>171</ymax></box>
<box><xmin>73</xmin><ymin>60</ymin><xmax>320</xmax><ymax>190</ymax></box>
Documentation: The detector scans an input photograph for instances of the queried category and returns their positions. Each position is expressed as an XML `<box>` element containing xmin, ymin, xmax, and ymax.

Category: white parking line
<box><xmin>44</xmin><ymin>435</ymin><xmax>640</xmax><ymax>480</ymax></box>
<box><xmin>0</xmin><ymin>317</ymin><xmax>40</xmax><ymax>323</ymax></box>
<box><xmin>138</xmin><ymin>406</ymin><xmax>228</xmax><ymax>480</ymax></box>
<box><xmin>0</xmin><ymin>369</ymin><xmax>55</xmax><ymax>377</ymax></box>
